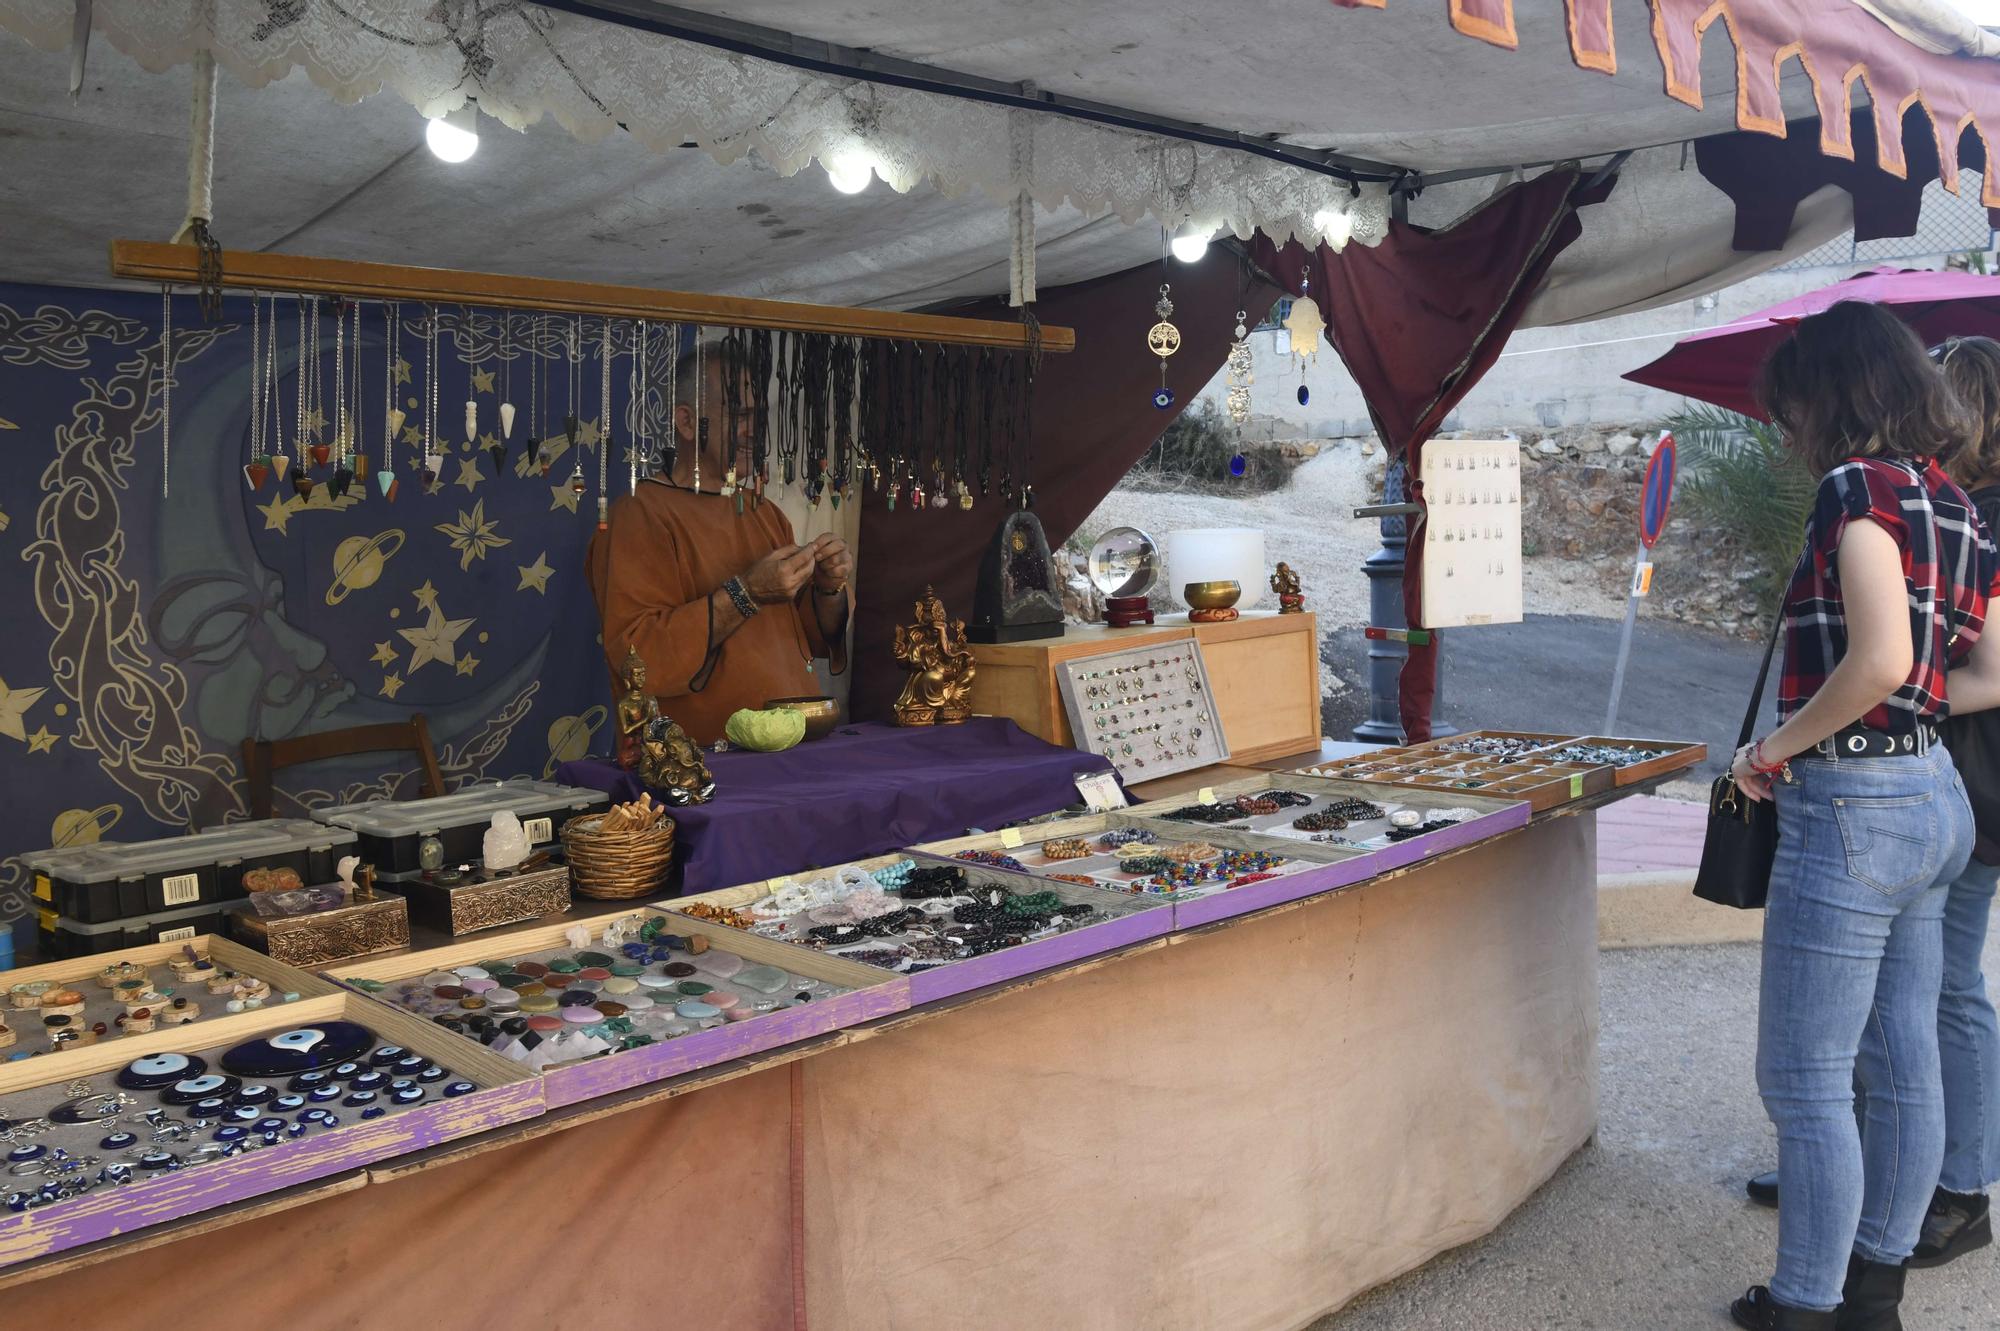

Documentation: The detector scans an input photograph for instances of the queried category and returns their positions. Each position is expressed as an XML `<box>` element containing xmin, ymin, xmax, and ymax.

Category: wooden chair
<box><xmin>241</xmin><ymin>715</ymin><xmax>445</xmax><ymax>820</ymax></box>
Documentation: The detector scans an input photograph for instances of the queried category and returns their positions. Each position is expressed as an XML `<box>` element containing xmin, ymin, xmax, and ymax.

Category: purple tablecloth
<box><xmin>556</xmin><ymin>719</ymin><xmax>1115</xmax><ymax>895</ymax></box>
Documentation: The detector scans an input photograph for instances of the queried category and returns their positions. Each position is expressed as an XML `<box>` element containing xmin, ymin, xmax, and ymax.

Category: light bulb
<box><xmin>424</xmin><ymin>104</ymin><xmax>479</xmax><ymax>163</ymax></box>
<box><xmin>825</xmin><ymin>148</ymin><xmax>875</xmax><ymax>194</ymax></box>
<box><xmin>1313</xmin><ymin>206</ymin><xmax>1353</xmax><ymax>249</ymax></box>
<box><xmin>1169</xmin><ymin>222</ymin><xmax>1212</xmax><ymax>263</ymax></box>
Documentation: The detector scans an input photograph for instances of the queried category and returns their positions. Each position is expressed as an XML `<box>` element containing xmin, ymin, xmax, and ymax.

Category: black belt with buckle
<box><xmin>1813</xmin><ymin>723</ymin><xmax>1938</xmax><ymax>759</ymax></box>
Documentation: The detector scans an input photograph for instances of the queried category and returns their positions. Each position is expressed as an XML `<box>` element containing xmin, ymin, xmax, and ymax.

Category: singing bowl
<box><xmin>1182</xmin><ymin>580</ymin><xmax>1242</xmax><ymax>611</ymax></box>
<box><xmin>766</xmin><ymin>695</ymin><xmax>841</xmax><ymax>741</ymax></box>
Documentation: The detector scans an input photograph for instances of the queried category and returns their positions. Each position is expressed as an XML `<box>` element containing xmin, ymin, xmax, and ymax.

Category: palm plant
<box><xmin>1666</xmin><ymin>402</ymin><xmax>1814</xmax><ymax>609</ymax></box>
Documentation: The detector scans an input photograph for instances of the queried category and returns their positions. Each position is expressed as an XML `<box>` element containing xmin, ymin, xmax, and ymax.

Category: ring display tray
<box><xmin>1055</xmin><ymin>638</ymin><xmax>1229</xmax><ymax>782</ymax></box>
<box><xmin>1</xmin><ymin>934</ymin><xmax>344</xmax><ymax>1063</ymax></box>
<box><xmin>1124</xmin><ymin>777</ymin><xmax>1529</xmax><ymax>925</ymax></box>
<box><xmin>334</xmin><ymin>912</ymin><xmax>905</xmax><ymax>1109</ymax></box>
<box><xmin>0</xmin><ymin>990</ymin><xmax>541</xmax><ymax>1270</ymax></box>
<box><xmin>1300</xmin><ymin>730</ymin><xmax>1705</xmax><ymax>806</ymax></box>
<box><xmin>672</xmin><ymin>856</ymin><xmax>1173</xmax><ymax>1005</ymax></box>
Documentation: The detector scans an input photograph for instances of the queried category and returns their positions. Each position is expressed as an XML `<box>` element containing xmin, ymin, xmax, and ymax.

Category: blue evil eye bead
<box><xmin>1297</xmin><ymin>384</ymin><xmax>1310</xmax><ymax>405</ymax></box>
<box><xmin>332</xmin><ymin>1062</ymin><xmax>364</xmax><ymax>1080</ymax></box>
<box><xmin>225</xmin><ymin>1106</ymin><xmax>261</xmax><ymax>1123</ymax></box>
<box><xmin>1152</xmin><ymin>387</ymin><xmax>1175</xmax><ymax>410</ymax></box>
<box><xmin>343</xmin><ymin>1090</ymin><xmax>379</xmax><ymax>1108</ymax></box>
<box><xmin>349</xmin><ymin>1070</ymin><xmax>387</xmax><ymax>1092</ymax></box>
<box><xmin>232</xmin><ymin>1084</ymin><xmax>274</xmax><ymax>1106</ymax></box>
<box><xmin>416</xmin><ymin>1063</ymin><xmax>448</xmax><ymax>1083</ymax></box>
<box><xmin>137</xmin><ymin>1151</ymin><xmax>177</xmax><ymax>1170</ymax></box>
<box><xmin>100</xmin><ymin>1132</ymin><xmax>137</xmax><ymax>1150</ymax></box>
<box><xmin>301</xmin><ymin>1108</ymin><xmax>335</xmax><ymax>1126</ymax></box>
<box><xmin>393</xmin><ymin>1055</ymin><xmax>426</xmax><ymax>1077</ymax></box>
<box><xmin>193</xmin><ymin>1097</ymin><xmax>228</xmax><ymax>1115</ymax></box>
<box><xmin>213</xmin><ymin>1126</ymin><xmax>247</xmax><ymax>1143</ymax></box>
<box><xmin>360</xmin><ymin>1107</ymin><xmax>386</xmax><ymax>1120</ymax></box>
<box><xmin>289</xmin><ymin>1071</ymin><xmax>331</xmax><ymax>1091</ymax></box>
<box><xmin>307</xmin><ymin>1085</ymin><xmax>342</xmax><ymax>1103</ymax></box>
<box><xmin>391</xmin><ymin>1086</ymin><xmax>425</xmax><ymax>1105</ymax></box>
<box><xmin>254</xmin><ymin>1118</ymin><xmax>287</xmax><ymax>1135</ymax></box>
<box><xmin>443</xmin><ymin>1081</ymin><xmax>476</xmax><ymax>1098</ymax></box>
<box><xmin>8</xmin><ymin>1144</ymin><xmax>46</xmax><ymax>1164</ymax></box>
<box><xmin>98</xmin><ymin>1163</ymin><xmax>134</xmax><ymax>1186</ymax></box>
<box><xmin>164</xmin><ymin>1074</ymin><xmax>239</xmax><ymax>1105</ymax></box>
<box><xmin>1229</xmin><ymin>454</ymin><xmax>1247</xmax><ymax>478</ymax></box>
<box><xmin>117</xmin><ymin>1052</ymin><xmax>202</xmax><ymax>1091</ymax></box>
<box><xmin>368</xmin><ymin>1045</ymin><xmax>405</xmax><ymax>1067</ymax></box>
<box><xmin>273</xmin><ymin>1094</ymin><xmax>306</xmax><ymax>1112</ymax></box>
<box><xmin>286</xmin><ymin>1122</ymin><xmax>309</xmax><ymax>1139</ymax></box>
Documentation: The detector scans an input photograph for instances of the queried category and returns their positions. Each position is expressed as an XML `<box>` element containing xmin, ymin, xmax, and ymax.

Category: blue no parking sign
<box><xmin>1641</xmin><ymin>433</ymin><xmax>1677</xmax><ymax>549</ymax></box>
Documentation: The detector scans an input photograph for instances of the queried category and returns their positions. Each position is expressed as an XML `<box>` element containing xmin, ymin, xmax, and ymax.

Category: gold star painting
<box><xmin>435</xmin><ymin>499</ymin><xmax>510</xmax><ymax>571</ymax></box>
<box><xmin>413</xmin><ymin>580</ymin><xmax>440</xmax><ymax>614</ymax></box>
<box><xmin>454</xmin><ymin>458</ymin><xmax>484</xmax><ymax>493</ymax></box>
<box><xmin>26</xmin><ymin>726</ymin><xmax>57</xmax><ymax>755</ymax></box>
<box><xmin>258</xmin><ymin>494</ymin><xmax>298</xmax><ymax>534</ymax></box>
<box><xmin>517</xmin><ymin>552</ymin><xmax>554</xmax><ymax>594</ymax></box>
<box><xmin>0</xmin><ymin>677</ymin><xmax>47</xmax><ymax>742</ymax></box>
<box><xmin>394</xmin><ymin>357</ymin><xmax>412</xmax><ymax>386</ymax></box>
<box><xmin>575</xmin><ymin>417</ymin><xmax>601</xmax><ymax>450</ymax></box>
<box><xmin>380</xmin><ymin>672</ymin><xmax>404</xmax><ymax>700</ymax></box>
<box><xmin>455</xmin><ymin>654</ymin><xmax>481</xmax><ymax>677</ymax></box>
<box><xmin>471</xmin><ymin>368</ymin><xmax>496</xmax><ymax>394</ymax></box>
<box><xmin>398</xmin><ymin>607</ymin><xmax>473</xmax><ymax>675</ymax></box>
<box><xmin>371</xmin><ymin>641</ymin><xmax>398</xmax><ymax>667</ymax></box>
<box><xmin>549</xmin><ymin>481</ymin><xmax>581</xmax><ymax>513</ymax></box>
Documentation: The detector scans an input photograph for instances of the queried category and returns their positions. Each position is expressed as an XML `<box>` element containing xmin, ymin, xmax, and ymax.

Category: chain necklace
<box><xmin>425</xmin><ymin>305</ymin><xmax>440</xmax><ymax>489</ymax></box>
<box><xmin>597</xmin><ymin>318</ymin><xmax>611</xmax><ymax>527</ymax></box>
<box><xmin>246</xmin><ymin>290</ymin><xmax>261</xmax><ymax>479</ymax></box>
<box><xmin>662</xmin><ymin>322</ymin><xmax>678</xmax><ymax>478</ymax></box>
<box><xmin>692</xmin><ymin>330</ymin><xmax>703</xmax><ymax>495</ymax></box>
<box><xmin>381</xmin><ymin>302</ymin><xmax>398</xmax><ymax>497</ymax></box>
<box><xmin>157</xmin><ymin>286</ymin><xmax>172</xmax><ymax>497</ymax></box>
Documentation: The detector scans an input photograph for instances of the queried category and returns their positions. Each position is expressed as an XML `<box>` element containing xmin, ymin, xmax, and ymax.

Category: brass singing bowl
<box><xmin>766</xmin><ymin>695</ymin><xmax>841</xmax><ymax>741</ymax></box>
<box><xmin>1182</xmin><ymin>580</ymin><xmax>1242</xmax><ymax>611</ymax></box>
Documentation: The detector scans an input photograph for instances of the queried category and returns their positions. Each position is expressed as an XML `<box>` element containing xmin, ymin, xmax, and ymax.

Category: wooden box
<box><xmin>0</xmin><ymin>989</ymin><xmax>542</xmax><ymax>1270</ymax></box>
<box><xmin>1532</xmin><ymin>736</ymin><xmax>1708</xmax><ymax>786</ymax></box>
<box><xmin>231</xmin><ymin>893</ymin><xmax>411</xmax><ymax>967</ymax></box>
<box><xmin>333</xmin><ymin>911</ymin><xmax>907</xmax><ymax>1109</ymax></box>
<box><xmin>375</xmin><ymin>862</ymin><xmax>572</xmax><ymax>936</ymax></box>
<box><xmin>967</xmin><ymin>612</ymin><xmax>1322</xmax><ymax>766</ymax></box>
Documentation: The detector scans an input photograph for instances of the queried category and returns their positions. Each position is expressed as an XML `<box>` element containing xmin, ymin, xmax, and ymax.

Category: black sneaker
<box><xmin>1730</xmin><ymin>1286</ymin><xmax>1837</xmax><ymax>1330</ymax></box>
<box><xmin>1747</xmin><ymin>1170</ymin><xmax>1779</xmax><ymax>1208</ymax></box>
<box><xmin>1907</xmin><ymin>1187</ymin><xmax>1991</xmax><ymax>1269</ymax></box>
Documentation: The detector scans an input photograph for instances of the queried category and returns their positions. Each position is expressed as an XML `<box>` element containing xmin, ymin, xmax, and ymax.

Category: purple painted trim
<box><xmin>906</xmin><ymin>905</ymin><xmax>1174</xmax><ymax>1004</ymax></box>
<box><xmin>0</xmin><ymin>1078</ymin><xmax>543</xmax><ymax>1269</ymax></box>
<box><xmin>540</xmin><ymin>979</ymin><xmax>912</xmax><ymax>1108</ymax></box>
<box><xmin>1170</xmin><ymin>857</ymin><xmax>1379</xmax><ymax>929</ymax></box>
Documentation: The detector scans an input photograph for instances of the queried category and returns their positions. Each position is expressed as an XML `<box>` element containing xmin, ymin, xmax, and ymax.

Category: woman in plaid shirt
<box><xmin>1728</xmin><ymin>302</ymin><xmax>1995</xmax><ymax>1331</ymax></box>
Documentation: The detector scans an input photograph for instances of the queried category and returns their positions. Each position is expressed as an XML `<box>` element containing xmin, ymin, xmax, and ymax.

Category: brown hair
<box><xmin>1935</xmin><ymin>336</ymin><xmax>2000</xmax><ymax>487</ymax></box>
<box><xmin>1755</xmin><ymin>300</ymin><xmax>1972</xmax><ymax>476</ymax></box>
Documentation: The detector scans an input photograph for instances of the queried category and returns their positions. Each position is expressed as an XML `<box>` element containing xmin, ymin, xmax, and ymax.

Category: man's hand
<box><xmin>810</xmin><ymin>533</ymin><xmax>853</xmax><ymax>593</ymax></box>
<box><xmin>741</xmin><ymin>544</ymin><xmax>817</xmax><ymax>604</ymax></box>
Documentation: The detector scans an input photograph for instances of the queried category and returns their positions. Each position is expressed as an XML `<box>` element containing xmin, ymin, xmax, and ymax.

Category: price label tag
<box><xmin>999</xmin><ymin>828</ymin><xmax>1025</xmax><ymax>849</ymax></box>
<box><xmin>1197</xmin><ymin>787</ymin><xmax>1217</xmax><ymax>805</ymax></box>
<box><xmin>1630</xmin><ymin>563</ymin><xmax>1654</xmax><ymax>598</ymax></box>
<box><xmin>766</xmin><ymin>876</ymin><xmax>797</xmax><ymax>896</ymax></box>
<box><xmin>1569</xmin><ymin>774</ymin><xmax>1584</xmax><ymax>799</ymax></box>
<box><xmin>1075</xmin><ymin>771</ymin><xmax>1127</xmax><ymax>812</ymax></box>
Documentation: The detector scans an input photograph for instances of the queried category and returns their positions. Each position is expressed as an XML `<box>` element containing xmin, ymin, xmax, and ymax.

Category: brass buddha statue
<box><xmin>892</xmin><ymin>586</ymin><xmax>976</xmax><ymax>726</ymax></box>
<box><xmin>616</xmin><ymin>644</ymin><xmax>715</xmax><ymax>805</ymax></box>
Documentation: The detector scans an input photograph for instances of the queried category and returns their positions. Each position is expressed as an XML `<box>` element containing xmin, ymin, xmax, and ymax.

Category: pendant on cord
<box><xmin>1149</xmin><ymin>283</ymin><xmax>1180</xmax><ymax>411</ymax></box>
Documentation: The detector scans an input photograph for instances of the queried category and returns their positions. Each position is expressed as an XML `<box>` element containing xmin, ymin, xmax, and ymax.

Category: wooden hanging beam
<box><xmin>108</xmin><ymin>241</ymin><xmax>1075</xmax><ymax>354</ymax></box>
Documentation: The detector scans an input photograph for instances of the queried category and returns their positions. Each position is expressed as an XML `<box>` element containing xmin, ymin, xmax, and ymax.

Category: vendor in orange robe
<box><xmin>588</xmin><ymin>339</ymin><xmax>852</xmax><ymax>747</ymax></box>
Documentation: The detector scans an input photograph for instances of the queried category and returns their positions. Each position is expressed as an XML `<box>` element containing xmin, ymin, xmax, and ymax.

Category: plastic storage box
<box><xmin>309</xmin><ymin>780</ymin><xmax>609</xmax><ymax>873</ymax></box>
<box><xmin>37</xmin><ymin>900</ymin><xmax>235</xmax><ymax>958</ymax></box>
<box><xmin>22</xmin><ymin>819</ymin><xmax>358</xmax><ymax>925</ymax></box>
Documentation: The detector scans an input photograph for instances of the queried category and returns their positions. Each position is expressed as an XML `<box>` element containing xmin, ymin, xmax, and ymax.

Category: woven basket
<box><xmin>560</xmin><ymin>811</ymin><xmax>677</xmax><ymax>900</ymax></box>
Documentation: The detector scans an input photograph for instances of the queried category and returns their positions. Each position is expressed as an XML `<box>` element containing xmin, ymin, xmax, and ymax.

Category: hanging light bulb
<box><xmin>1169</xmin><ymin>221</ymin><xmax>1213</xmax><ymax>264</ymax></box>
<box><xmin>424</xmin><ymin>103</ymin><xmax>479</xmax><ymax>163</ymax></box>
<box><xmin>824</xmin><ymin>147</ymin><xmax>876</xmax><ymax>194</ymax></box>
<box><xmin>1313</xmin><ymin>205</ymin><xmax>1354</xmax><ymax>249</ymax></box>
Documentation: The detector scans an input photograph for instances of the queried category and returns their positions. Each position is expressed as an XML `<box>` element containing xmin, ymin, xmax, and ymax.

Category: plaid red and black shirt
<box><xmin>1778</xmin><ymin>456</ymin><xmax>1996</xmax><ymax>732</ymax></box>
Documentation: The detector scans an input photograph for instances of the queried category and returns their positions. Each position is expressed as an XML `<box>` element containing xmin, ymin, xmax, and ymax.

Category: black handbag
<box><xmin>1942</xmin><ymin>486</ymin><xmax>2000</xmax><ymax>866</ymax></box>
<box><xmin>1693</xmin><ymin>605</ymin><xmax>1782</xmax><ymax>910</ymax></box>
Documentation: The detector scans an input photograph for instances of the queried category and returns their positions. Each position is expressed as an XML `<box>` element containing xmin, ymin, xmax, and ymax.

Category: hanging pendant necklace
<box><xmin>465</xmin><ymin>312</ymin><xmax>480</xmax><ymax>452</ymax></box>
<box><xmin>565</xmin><ymin>316</ymin><xmax>585</xmax><ymax>497</ymax></box>
<box><xmin>692</xmin><ymin>331</ymin><xmax>703</xmax><ymax>495</ymax></box>
<box><xmin>332</xmin><ymin>301</ymin><xmax>358</xmax><ymax>499</ymax></box>
<box><xmin>661</xmin><ymin>322</ymin><xmax>679</xmax><ymax>478</ymax></box>
<box><xmin>593</xmin><ymin>318</ymin><xmax>610</xmax><ymax>526</ymax></box>
<box><xmin>379</xmin><ymin>303</ymin><xmax>400</xmax><ymax>500</ymax></box>
<box><xmin>423</xmin><ymin>306</ymin><xmax>441</xmax><ymax>492</ymax></box>
<box><xmin>244</xmin><ymin>290</ymin><xmax>267</xmax><ymax>491</ymax></box>
<box><xmin>499</xmin><ymin>313</ymin><xmax>517</xmax><ymax>454</ymax></box>
<box><xmin>307</xmin><ymin>299</ymin><xmax>329</xmax><ymax>473</ymax></box>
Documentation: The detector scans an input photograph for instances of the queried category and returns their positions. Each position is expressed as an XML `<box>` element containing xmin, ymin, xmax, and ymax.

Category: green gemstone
<box><xmin>675</xmin><ymin>981</ymin><xmax>713</xmax><ymax>996</ymax></box>
<box><xmin>574</xmin><ymin>951</ymin><xmax>614</xmax><ymax>967</ymax></box>
<box><xmin>546</xmin><ymin>957</ymin><xmax>582</xmax><ymax>974</ymax></box>
<box><xmin>610</xmin><ymin>962</ymin><xmax>644</xmax><ymax>977</ymax></box>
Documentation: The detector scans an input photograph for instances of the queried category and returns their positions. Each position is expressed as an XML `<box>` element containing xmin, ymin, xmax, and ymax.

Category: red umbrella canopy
<box><xmin>1624</xmin><ymin>266</ymin><xmax>2000</xmax><ymax>419</ymax></box>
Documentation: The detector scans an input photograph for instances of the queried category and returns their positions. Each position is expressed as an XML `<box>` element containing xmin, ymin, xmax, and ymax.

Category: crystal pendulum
<box><xmin>378</xmin><ymin>303</ymin><xmax>399</xmax><ymax>500</ymax></box>
<box><xmin>498</xmin><ymin>312</ymin><xmax>516</xmax><ymax>466</ymax></box>
<box><xmin>244</xmin><ymin>289</ymin><xmax>268</xmax><ymax>490</ymax></box>
<box><xmin>596</xmin><ymin>319</ymin><xmax>612</xmax><ymax>529</ymax></box>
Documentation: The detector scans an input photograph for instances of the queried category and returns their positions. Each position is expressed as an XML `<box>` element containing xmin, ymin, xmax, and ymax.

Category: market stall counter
<box><xmin>0</xmin><ymin>735</ymin><xmax>1699</xmax><ymax>1329</ymax></box>
<box><xmin>555</xmin><ymin>716</ymin><xmax>1116</xmax><ymax>895</ymax></box>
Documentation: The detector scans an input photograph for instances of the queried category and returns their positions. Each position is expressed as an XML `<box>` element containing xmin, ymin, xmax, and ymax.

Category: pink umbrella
<box><xmin>1624</xmin><ymin>265</ymin><xmax>2000</xmax><ymax>419</ymax></box>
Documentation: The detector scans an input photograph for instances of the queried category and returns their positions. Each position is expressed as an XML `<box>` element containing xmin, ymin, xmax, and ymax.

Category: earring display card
<box><xmin>1055</xmin><ymin>639</ymin><xmax>1229</xmax><ymax>781</ymax></box>
<box><xmin>1419</xmin><ymin>439</ymin><xmax>1523</xmax><ymax>628</ymax></box>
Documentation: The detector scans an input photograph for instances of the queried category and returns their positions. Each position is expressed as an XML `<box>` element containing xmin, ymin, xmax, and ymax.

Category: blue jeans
<box><xmin>1939</xmin><ymin>855</ymin><xmax>2000</xmax><ymax>1195</ymax></box>
<box><xmin>1758</xmin><ymin>743</ymin><xmax>1972</xmax><ymax>1311</ymax></box>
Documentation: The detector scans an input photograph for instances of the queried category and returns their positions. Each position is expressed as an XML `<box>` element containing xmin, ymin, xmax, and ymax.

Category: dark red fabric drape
<box><xmin>848</xmin><ymin>253</ymin><xmax>1281</xmax><ymax>723</ymax></box>
<box><xmin>1250</xmin><ymin>168</ymin><xmax>1611</xmax><ymax>740</ymax></box>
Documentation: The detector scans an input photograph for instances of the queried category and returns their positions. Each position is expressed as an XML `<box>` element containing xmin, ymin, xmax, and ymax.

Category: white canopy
<box><xmin>0</xmin><ymin>0</ymin><xmax>1985</xmax><ymax>324</ymax></box>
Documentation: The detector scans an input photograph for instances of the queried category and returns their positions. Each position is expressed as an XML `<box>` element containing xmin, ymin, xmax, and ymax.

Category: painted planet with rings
<box><xmin>51</xmin><ymin>804</ymin><xmax>123</xmax><ymax>847</ymax></box>
<box><xmin>542</xmin><ymin>706</ymin><xmax>609</xmax><ymax>776</ymax></box>
<box><xmin>325</xmin><ymin>529</ymin><xmax>407</xmax><ymax>605</ymax></box>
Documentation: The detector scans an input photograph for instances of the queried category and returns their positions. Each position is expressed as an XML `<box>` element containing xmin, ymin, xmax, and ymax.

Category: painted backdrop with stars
<box><xmin>0</xmin><ymin>282</ymin><xmax>622</xmax><ymax>944</ymax></box>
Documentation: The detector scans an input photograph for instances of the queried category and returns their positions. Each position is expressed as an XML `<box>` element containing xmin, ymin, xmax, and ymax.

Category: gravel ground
<box><xmin>1311</xmin><ymin>939</ymin><xmax>2000</xmax><ymax>1331</ymax></box>
<box><xmin>1074</xmin><ymin>443</ymin><xmax>1630</xmax><ymax>640</ymax></box>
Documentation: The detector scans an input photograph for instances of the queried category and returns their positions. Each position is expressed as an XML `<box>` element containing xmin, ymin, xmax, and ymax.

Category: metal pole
<box><xmin>1602</xmin><ymin>539</ymin><xmax>1646</xmax><ymax>734</ymax></box>
<box><xmin>1356</xmin><ymin>458</ymin><xmax>1410</xmax><ymax>743</ymax></box>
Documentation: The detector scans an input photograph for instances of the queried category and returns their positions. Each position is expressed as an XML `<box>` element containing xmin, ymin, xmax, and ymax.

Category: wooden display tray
<box><xmin>334</xmin><ymin>911</ymin><xmax>907</xmax><ymax>1109</ymax></box>
<box><xmin>1125</xmin><ymin>775</ymin><xmax>1530</xmax><ymax>925</ymax></box>
<box><xmin>675</xmin><ymin>854</ymin><xmax>1175</xmax><ymax>1005</ymax></box>
<box><xmin>1530</xmin><ymin>736</ymin><xmax>1708</xmax><ymax>786</ymax></box>
<box><xmin>917</xmin><ymin>811</ymin><xmax>1372</xmax><ymax>930</ymax></box>
<box><xmin>0</xmin><ymin>935</ymin><xmax>345</xmax><ymax>1065</ymax></box>
<box><xmin>0</xmin><ymin>989</ymin><xmax>542</xmax><ymax>1270</ymax></box>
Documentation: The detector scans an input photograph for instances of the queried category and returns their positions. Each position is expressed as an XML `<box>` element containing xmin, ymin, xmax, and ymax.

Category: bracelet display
<box><xmin>723</xmin><ymin>576</ymin><xmax>759</xmax><ymax>621</ymax></box>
